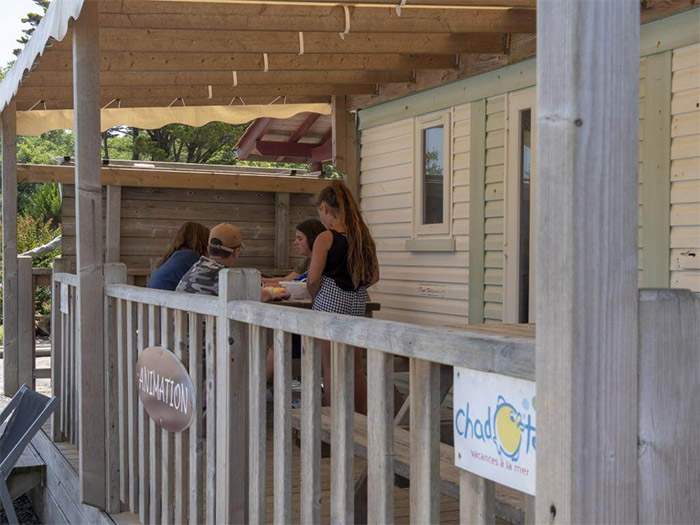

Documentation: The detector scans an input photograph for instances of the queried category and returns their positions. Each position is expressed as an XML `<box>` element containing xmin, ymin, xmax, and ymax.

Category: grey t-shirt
<box><xmin>293</xmin><ymin>257</ymin><xmax>310</xmax><ymax>276</ymax></box>
<box><xmin>175</xmin><ymin>256</ymin><xmax>224</xmax><ymax>295</ymax></box>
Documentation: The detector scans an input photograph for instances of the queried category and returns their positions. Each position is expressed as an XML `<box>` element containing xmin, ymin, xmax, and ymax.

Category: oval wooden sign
<box><xmin>136</xmin><ymin>346</ymin><xmax>196</xmax><ymax>432</ymax></box>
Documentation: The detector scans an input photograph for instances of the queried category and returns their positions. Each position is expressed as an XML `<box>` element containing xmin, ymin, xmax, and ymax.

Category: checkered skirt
<box><xmin>312</xmin><ymin>275</ymin><xmax>367</xmax><ymax>317</ymax></box>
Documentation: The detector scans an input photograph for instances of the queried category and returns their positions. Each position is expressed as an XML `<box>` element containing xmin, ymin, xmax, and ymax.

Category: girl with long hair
<box><xmin>307</xmin><ymin>180</ymin><xmax>379</xmax><ymax>412</ymax></box>
<box><xmin>148</xmin><ymin>221</ymin><xmax>210</xmax><ymax>291</ymax></box>
<box><xmin>262</xmin><ymin>218</ymin><xmax>326</xmax><ymax>284</ymax></box>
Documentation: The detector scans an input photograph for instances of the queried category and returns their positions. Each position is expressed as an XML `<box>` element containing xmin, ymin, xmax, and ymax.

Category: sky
<box><xmin>0</xmin><ymin>0</ymin><xmax>41</xmax><ymax>70</ymax></box>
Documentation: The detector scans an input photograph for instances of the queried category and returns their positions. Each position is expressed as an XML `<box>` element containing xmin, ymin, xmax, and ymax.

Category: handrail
<box><xmin>105</xmin><ymin>284</ymin><xmax>218</xmax><ymax>316</ymax></box>
<box><xmin>53</xmin><ymin>272</ymin><xmax>78</xmax><ymax>287</ymax></box>
<box><xmin>227</xmin><ymin>300</ymin><xmax>536</xmax><ymax>380</ymax></box>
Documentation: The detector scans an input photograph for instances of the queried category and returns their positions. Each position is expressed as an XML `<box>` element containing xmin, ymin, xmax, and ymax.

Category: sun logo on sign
<box><xmin>494</xmin><ymin>396</ymin><xmax>524</xmax><ymax>461</ymax></box>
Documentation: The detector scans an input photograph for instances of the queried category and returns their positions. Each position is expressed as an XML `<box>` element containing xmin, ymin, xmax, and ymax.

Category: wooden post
<box><xmin>105</xmin><ymin>185</ymin><xmax>121</xmax><ymax>263</ymax></box>
<box><xmin>248</xmin><ymin>324</ymin><xmax>267</xmax><ymax>524</ymax></box>
<box><xmin>273</xmin><ymin>329</ymin><xmax>292</xmax><ymax>524</ymax></box>
<box><xmin>332</xmin><ymin>95</ymin><xmax>348</xmax><ymax>174</ymax></box>
<box><xmin>459</xmin><ymin>471</ymin><xmax>495</xmax><ymax>525</ymax></box>
<box><xmin>331</xmin><ymin>342</ymin><xmax>354</xmax><ymax>525</ymax></box>
<box><xmin>2</xmin><ymin>102</ymin><xmax>19</xmax><ymax>396</ymax></box>
<box><xmin>300</xmin><ymin>336</ymin><xmax>322</xmax><ymax>525</ymax></box>
<box><xmin>17</xmin><ymin>256</ymin><xmax>35</xmax><ymax>389</ymax></box>
<box><xmin>409</xmin><ymin>358</ymin><xmax>440</xmax><ymax>524</ymax></box>
<box><xmin>536</xmin><ymin>0</ymin><xmax>640</xmax><ymax>523</ymax></box>
<box><xmin>73</xmin><ymin>0</ymin><xmax>106</xmax><ymax>508</ymax></box>
<box><xmin>275</xmin><ymin>192</ymin><xmax>290</xmax><ymax>269</ymax></box>
<box><xmin>345</xmin><ymin>112</ymin><xmax>360</xmax><ymax>198</ymax></box>
<box><xmin>638</xmin><ymin>289</ymin><xmax>699</xmax><ymax>525</ymax></box>
<box><xmin>51</xmin><ymin>259</ymin><xmax>70</xmax><ymax>442</ymax></box>
<box><xmin>103</xmin><ymin>263</ymin><xmax>127</xmax><ymax>514</ymax></box>
<box><xmin>216</xmin><ymin>268</ymin><xmax>259</xmax><ymax>524</ymax></box>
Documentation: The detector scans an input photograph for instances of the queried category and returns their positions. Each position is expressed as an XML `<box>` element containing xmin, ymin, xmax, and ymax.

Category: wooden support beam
<box><xmin>275</xmin><ymin>193</ymin><xmax>290</xmax><ymax>269</ymax></box>
<box><xmin>237</xmin><ymin>118</ymin><xmax>273</xmax><ymax>160</ymax></box>
<box><xmin>255</xmin><ymin>141</ymin><xmax>313</xmax><ymax>158</ymax></box>
<box><xmin>105</xmin><ymin>185</ymin><xmax>121</xmax><ymax>263</ymax></box>
<box><xmin>24</xmin><ymin>69</ymin><xmax>415</xmax><ymax>88</ymax></box>
<box><xmin>344</xmin><ymin>111</ymin><xmax>360</xmax><ymax>198</ymax></box>
<box><xmin>54</xmin><ymin>28</ymin><xmax>509</xmax><ymax>55</ymax></box>
<box><xmin>332</xmin><ymin>96</ymin><xmax>348</xmax><ymax>173</ymax></box>
<box><xmin>34</xmin><ymin>51</ymin><xmax>457</xmax><ymax>73</ymax></box>
<box><xmin>17</xmin><ymin>164</ymin><xmax>331</xmax><ymax>194</ymax></box>
<box><xmin>98</xmin><ymin>6</ymin><xmax>536</xmax><ymax>34</ymax></box>
<box><xmin>16</xmin><ymin>83</ymin><xmax>378</xmax><ymax>102</ymax></box>
<box><xmin>73</xmin><ymin>0</ymin><xmax>106</xmax><ymax>509</ymax></box>
<box><xmin>536</xmin><ymin>0</ymin><xmax>639</xmax><ymax>523</ymax></box>
<box><xmin>275</xmin><ymin>113</ymin><xmax>321</xmax><ymax>161</ymax></box>
<box><xmin>1</xmin><ymin>102</ymin><xmax>20</xmax><ymax>396</ymax></box>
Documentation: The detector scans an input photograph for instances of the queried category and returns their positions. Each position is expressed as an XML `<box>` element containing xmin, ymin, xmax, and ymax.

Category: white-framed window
<box><xmin>413</xmin><ymin>111</ymin><xmax>452</xmax><ymax>237</ymax></box>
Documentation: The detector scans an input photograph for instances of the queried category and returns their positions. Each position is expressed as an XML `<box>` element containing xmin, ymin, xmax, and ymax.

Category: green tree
<box><xmin>13</xmin><ymin>0</ymin><xmax>50</xmax><ymax>57</ymax></box>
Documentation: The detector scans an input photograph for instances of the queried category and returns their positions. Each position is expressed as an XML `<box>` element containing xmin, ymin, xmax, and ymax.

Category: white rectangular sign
<box><xmin>60</xmin><ymin>283</ymin><xmax>69</xmax><ymax>314</ymax></box>
<box><xmin>453</xmin><ymin>367</ymin><xmax>536</xmax><ymax>495</ymax></box>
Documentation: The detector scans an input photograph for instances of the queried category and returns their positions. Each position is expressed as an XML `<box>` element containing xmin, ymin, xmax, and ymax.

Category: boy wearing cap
<box><xmin>176</xmin><ymin>223</ymin><xmax>287</xmax><ymax>301</ymax></box>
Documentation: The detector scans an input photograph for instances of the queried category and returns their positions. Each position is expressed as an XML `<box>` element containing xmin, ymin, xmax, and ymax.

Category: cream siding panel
<box><xmin>638</xmin><ymin>57</ymin><xmax>646</xmax><ymax>284</ymax></box>
<box><xmin>670</xmin><ymin>43</ymin><xmax>700</xmax><ymax>292</ymax></box>
<box><xmin>358</xmin><ymin>106</ymin><xmax>470</xmax><ymax>327</ymax></box>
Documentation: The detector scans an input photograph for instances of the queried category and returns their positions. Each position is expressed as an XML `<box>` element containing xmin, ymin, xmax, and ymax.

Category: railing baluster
<box><xmin>459</xmin><ymin>470</ymin><xmax>495</xmax><ymax>524</ymax></box>
<box><xmin>189</xmin><ymin>312</ymin><xmax>204</xmax><ymax>525</ymax></box>
<box><xmin>204</xmin><ymin>315</ymin><xmax>216</xmax><ymax>525</ymax></box>
<box><xmin>248</xmin><ymin>324</ymin><xmax>267</xmax><ymax>524</ymax></box>
<box><xmin>301</xmin><ymin>335</ymin><xmax>321</xmax><ymax>525</ymax></box>
<box><xmin>367</xmin><ymin>348</ymin><xmax>394</xmax><ymax>524</ymax></box>
<box><xmin>50</xmin><ymin>260</ymin><xmax>68</xmax><ymax>442</ymax></box>
<box><xmin>274</xmin><ymin>329</ymin><xmax>292</xmax><ymax>525</ymax></box>
<box><xmin>331</xmin><ymin>341</ymin><xmax>354</xmax><ymax>525</ymax></box>
<box><xmin>160</xmin><ymin>307</ymin><xmax>175</xmax><ymax>524</ymax></box>
<box><xmin>116</xmin><ymin>297</ymin><xmax>128</xmax><ymax>507</ymax></box>
<box><xmin>71</xmin><ymin>286</ymin><xmax>78</xmax><ymax>448</ymax></box>
<box><xmin>148</xmin><ymin>304</ymin><xmax>161</xmax><ymax>524</ymax></box>
<box><xmin>126</xmin><ymin>300</ymin><xmax>139</xmax><ymax>514</ymax></box>
<box><xmin>61</xmin><ymin>287</ymin><xmax>69</xmax><ymax>440</ymax></box>
<box><xmin>137</xmin><ymin>303</ymin><xmax>150</xmax><ymax>524</ymax></box>
<box><xmin>409</xmin><ymin>358</ymin><xmax>440</xmax><ymax>524</ymax></box>
<box><xmin>173</xmin><ymin>309</ymin><xmax>189</xmax><ymax>524</ymax></box>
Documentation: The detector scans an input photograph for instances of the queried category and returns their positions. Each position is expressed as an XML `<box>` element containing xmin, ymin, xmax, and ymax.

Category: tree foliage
<box><xmin>13</xmin><ymin>0</ymin><xmax>50</xmax><ymax>57</ymax></box>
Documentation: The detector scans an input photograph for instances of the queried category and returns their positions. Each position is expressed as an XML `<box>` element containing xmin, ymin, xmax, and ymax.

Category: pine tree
<box><xmin>13</xmin><ymin>0</ymin><xmax>51</xmax><ymax>57</ymax></box>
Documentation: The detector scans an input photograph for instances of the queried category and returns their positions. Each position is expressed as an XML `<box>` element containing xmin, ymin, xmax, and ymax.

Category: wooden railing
<box><xmin>81</xmin><ymin>264</ymin><xmax>536</xmax><ymax>523</ymax></box>
<box><xmin>50</xmin><ymin>265</ymin><xmax>79</xmax><ymax>447</ymax></box>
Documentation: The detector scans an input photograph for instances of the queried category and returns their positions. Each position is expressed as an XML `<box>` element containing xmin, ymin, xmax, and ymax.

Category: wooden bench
<box><xmin>290</xmin><ymin>407</ymin><xmax>527</xmax><ymax>524</ymax></box>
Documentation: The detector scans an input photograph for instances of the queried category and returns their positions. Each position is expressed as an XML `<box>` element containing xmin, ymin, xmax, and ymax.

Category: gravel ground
<box><xmin>0</xmin><ymin>339</ymin><xmax>50</xmax><ymax>524</ymax></box>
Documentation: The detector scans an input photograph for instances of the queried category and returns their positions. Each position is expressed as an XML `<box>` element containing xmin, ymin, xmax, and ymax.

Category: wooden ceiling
<box><xmin>11</xmin><ymin>0</ymin><xmax>695</xmax><ymax>112</ymax></box>
<box><xmin>15</xmin><ymin>0</ymin><xmax>537</xmax><ymax>111</ymax></box>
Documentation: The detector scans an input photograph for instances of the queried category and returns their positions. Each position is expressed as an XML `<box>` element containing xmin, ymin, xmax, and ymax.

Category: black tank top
<box><xmin>323</xmin><ymin>230</ymin><xmax>356</xmax><ymax>291</ymax></box>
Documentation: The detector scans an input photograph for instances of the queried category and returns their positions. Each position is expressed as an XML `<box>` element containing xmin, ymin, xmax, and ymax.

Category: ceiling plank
<box><xmin>15</xmin><ymin>84</ymin><xmax>378</xmax><ymax>101</ymax></box>
<box><xmin>51</xmin><ymin>29</ymin><xmax>508</xmax><ymax>55</ymax></box>
<box><xmin>23</xmin><ymin>70</ymin><xmax>414</xmax><ymax>87</ymax></box>
<box><xmin>99</xmin><ymin>7</ymin><xmax>535</xmax><ymax>34</ymax></box>
<box><xmin>255</xmin><ymin>140</ymin><xmax>314</xmax><ymax>158</ymax></box>
<box><xmin>109</xmin><ymin>0</ymin><xmax>537</xmax><ymax>8</ymax></box>
<box><xmin>32</xmin><ymin>51</ymin><xmax>456</xmax><ymax>72</ymax></box>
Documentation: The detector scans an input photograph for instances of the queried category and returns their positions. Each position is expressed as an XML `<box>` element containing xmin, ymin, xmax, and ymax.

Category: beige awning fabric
<box><xmin>16</xmin><ymin>103</ymin><xmax>332</xmax><ymax>135</ymax></box>
<box><xmin>0</xmin><ymin>0</ymin><xmax>85</xmax><ymax>113</ymax></box>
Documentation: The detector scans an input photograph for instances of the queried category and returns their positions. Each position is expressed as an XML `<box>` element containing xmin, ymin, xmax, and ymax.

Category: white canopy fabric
<box><xmin>0</xmin><ymin>0</ymin><xmax>331</xmax><ymax>134</ymax></box>
<box><xmin>16</xmin><ymin>103</ymin><xmax>332</xmax><ymax>135</ymax></box>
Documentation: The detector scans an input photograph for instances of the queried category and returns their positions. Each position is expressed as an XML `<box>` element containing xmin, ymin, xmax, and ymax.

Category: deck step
<box><xmin>0</xmin><ymin>446</ymin><xmax>46</xmax><ymax>510</ymax></box>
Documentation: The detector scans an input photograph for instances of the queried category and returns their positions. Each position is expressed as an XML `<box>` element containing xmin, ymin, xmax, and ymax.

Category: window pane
<box><xmin>423</xmin><ymin>125</ymin><xmax>444</xmax><ymax>225</ymax></box>
<box><xmin>518</xmin><ymin>109</ymin><xmax>531</xmax><ymax>323</ymax></box>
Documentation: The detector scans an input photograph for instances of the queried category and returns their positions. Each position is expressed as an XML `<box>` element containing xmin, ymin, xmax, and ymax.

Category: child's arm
<box><xmin>307</xmin><ymin>230</ymin><xmax>332</xmax><ymax>298</ymax></box>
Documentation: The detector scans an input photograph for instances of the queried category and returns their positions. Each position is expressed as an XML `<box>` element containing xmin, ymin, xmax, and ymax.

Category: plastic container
<box><xmin>280</xmin><ymin>280</ymin><xmax>310</xmax><ymax>300</ymax></box>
